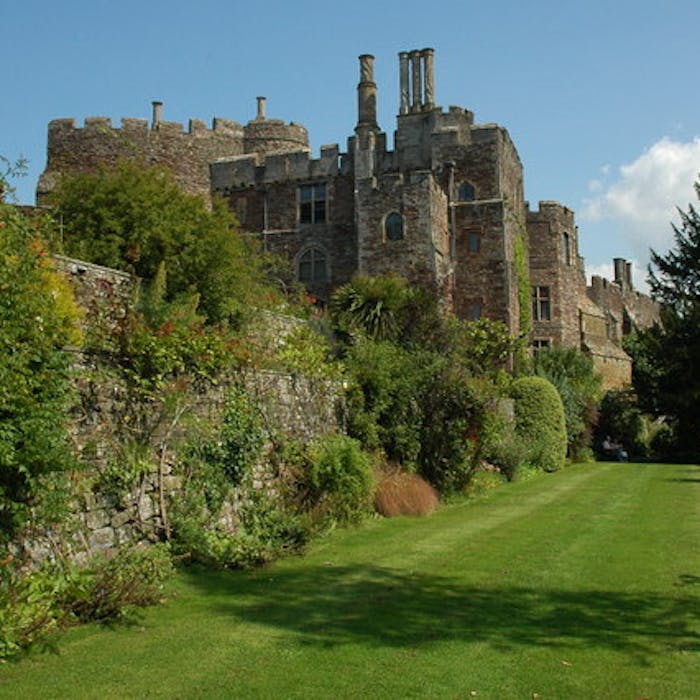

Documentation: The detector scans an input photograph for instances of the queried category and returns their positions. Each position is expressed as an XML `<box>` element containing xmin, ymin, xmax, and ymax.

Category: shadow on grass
<box><xmin>182</xmin><ymin>564</ymin><xmax>700</xmax><ymax>665</ymax></box>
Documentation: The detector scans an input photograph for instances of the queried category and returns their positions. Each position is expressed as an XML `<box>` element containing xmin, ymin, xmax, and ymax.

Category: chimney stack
<box><xmin>357</xmin><ymin>54</ymin><xmax>378</xmax><ymax>127</ymax></box>
<box><xmin>256</xmin><ymin>96</ymin><xmax>267</xmax><ymax>120</ymax></box>
<box><xmin>151</xmin><ymin>100</ymin><xmax>163</xmax><ymax>129</ymax></box>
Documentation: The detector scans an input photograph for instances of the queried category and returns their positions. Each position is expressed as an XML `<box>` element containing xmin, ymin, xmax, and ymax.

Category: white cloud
<box><xmin>582</xmin><ymin>137</ymin><xmax>700</xmax><ymax>260</ymax></box>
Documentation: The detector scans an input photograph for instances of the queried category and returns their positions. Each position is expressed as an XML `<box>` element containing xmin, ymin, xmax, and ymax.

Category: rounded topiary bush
<box><xmin>510</xmin><ymin>376</ymin><xmax>567</xmax><ymax>472</ymax></box>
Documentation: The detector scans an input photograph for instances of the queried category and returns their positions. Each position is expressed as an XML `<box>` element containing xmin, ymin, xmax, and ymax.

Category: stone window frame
<box><xmin>533</xmin><ymin>338</ymin><xmax>551</xmax><ymax>351</ymax></box>
<box><xmin>298</xmin><ymin>182</ymin><xmax>328</xmax><ymax>225</ymax></box>
<box><xmin>458</xmin><ymin>181</ymin><xmax>476</xmax><ymax>202</ymax></box>
<box><xmin>296</xmin><ymin>245</ymin><xmax>329</xmax><ymax>284</ymax></box>
<box><xmin>532</xmin><ymin>285</ymin><xmax>551</xmax><ymax>321</ymax></box>
<box><xmin>383</xmin><ymin>211</ymin><xmax>405</xmax><ymax>242</ymax></box>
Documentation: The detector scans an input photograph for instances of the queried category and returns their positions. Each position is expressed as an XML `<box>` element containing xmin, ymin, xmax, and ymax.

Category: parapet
<box><xmin>47</xmin><ymin>114</ymin><xmax>244</xmax><ymax>138</ymax></box>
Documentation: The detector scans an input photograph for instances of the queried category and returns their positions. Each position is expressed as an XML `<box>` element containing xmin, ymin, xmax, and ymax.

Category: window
<box><xmin>385</xmin><ymin>212</ymin><xmax>404</xmax><ymax>241</ymax></box>
<box><xmin>532</xmin><ymin>286</ymin><xmax>551</xmax><ymax>321</ymax></box>
<box><xmin>533</xmin><ymin>339</ymin><xmax>551</xmax><ymax>351</ymax></box>
<box><xmin>467</xmin><ymin>301</ymin><xmax>482</xmax><ymax>321</ymax></box>
<box><xmin>562</xmin><ymin>232</ymin><xmax>571</xmax><ymax>265</ymax></box>
<box><xmin>458</xmin><ymin>182</ymin><xmax>476</xmax><ymax>202</ymax></box>
<box><xmin>468</xmin><ymin>231</ymin><xmax>481</xmax><ymax>253</ymax></box>
<box><xmin>297</xmin><ymin>247</ymin><xmax>327</xmax><ymax>284</ymax></box>
<box><xmin>299</xmin><ymin>183</ymin><xmax>327</xmax><ymax>224</ymax></box>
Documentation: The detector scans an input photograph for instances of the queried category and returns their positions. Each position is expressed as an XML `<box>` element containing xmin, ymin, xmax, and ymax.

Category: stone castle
<box><xmin>36</xmin><ymin>49</ymin><xmax>659</xmax><ymax>388</ymax></box>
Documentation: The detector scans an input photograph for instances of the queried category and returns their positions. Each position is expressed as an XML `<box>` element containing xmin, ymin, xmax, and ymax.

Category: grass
<box><xmin>2</xmin><ymin>462</ymin><xmax>700</xmax><ymax>698</ymax></box>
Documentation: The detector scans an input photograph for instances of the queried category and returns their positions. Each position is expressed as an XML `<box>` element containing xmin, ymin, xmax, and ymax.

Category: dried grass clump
<box><xmin>374</xmin><ymin>469</ymin><xmax>439</xmax><ymax>517</ymax></box>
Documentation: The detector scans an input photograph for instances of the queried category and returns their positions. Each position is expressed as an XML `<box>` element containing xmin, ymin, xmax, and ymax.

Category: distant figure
<box><xmin>602</xmin><ymin>436</ymin><xmax>628</xmax><ymax>462</ymax></box>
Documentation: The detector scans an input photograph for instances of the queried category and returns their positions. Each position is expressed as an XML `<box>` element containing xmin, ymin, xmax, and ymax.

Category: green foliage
<box><xmin>209</xmin><ymin>385</ymin><xmax>265</xmax><ymax>487</ymax></box>
<box><xmin>510</xmin><ymin>376</ymin><xmax>567</xmax><ymax>472</ymax></box>
<box><xmin>449</xmin><ymin>317</ymin><xmax>518</xmax><ymax>378</ymax></box>
<box><xmin>274</xmin><ymin>323</ymin><xmax>343</xmax><ymax>379</ymax></box>
<box><xmin>0</xmin><ymin>204</ymin><xmax>77</xmax><ymax>538</ymax></box>
<box><xmin>51</xmin><ymin>161</ymin><xmax>281</xmax><ymax>324</ymax></box>
<box><xmin>331</xmin><ymin>274</ymin><xmax>413</xmax><ymax>341</ymax></box>
<box><xmin>416</xmin><ymin>361</ymin><xmax>482</xmax><ymax>493</ymax></box>
<box><xmin>62</xmin><ymin>543</ymin><xmax>174</xmax><ymax>622</ymax></box>
<box><xmin>533</xmin><ymin>347</ymin><xmax>602</xmax><ymax>459</ymax></box>
<box><xmin>303</xmin><ymin>434</ymin><xmax>374</xmax><ymax>525</ymax></box>
<box><xmin>343</xmin><ymin>338</ymin><xmax>484</xmax><ymax>494</ymax></box>
<box><xmin>171</xmin><ymin>387</ymin><xmax>309</xmax><ymax>569</ymax></box>
<box><xmin>0</xmin><ymin>544</ymin><xmax>174</xmax><ymax>659</ymax></box>
<box><xmin>0</xmin><ymin>557</ymin><xmax>68</xmax><ymax>659</ymax></box>
<box><xmin>343</xmin><ymin>339</ymin><xmax>423</xmax><ymax>467</ymax></box>
<box><xmin>595</xmin><ymin>389</ymin><xmax>649</xmax><ymax>459</ymax></box>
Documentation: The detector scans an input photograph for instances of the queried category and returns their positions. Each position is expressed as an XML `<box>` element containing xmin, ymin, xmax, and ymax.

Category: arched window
<box><xmin>458</xmin><ymin>182</ymin><xmax>476</xmax><ymax>202</ymax></box>
<box><xmin>297</xmin><ymin>247</ymin><xmax>327</xmax><ymax>283</ymax></box>
<box><xmin>385</xmin><ymin>212</ymin><xmax>404</xmax><ymax>241</ymax></box>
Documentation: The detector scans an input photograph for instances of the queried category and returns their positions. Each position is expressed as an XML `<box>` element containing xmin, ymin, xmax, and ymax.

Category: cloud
<box><xmin>582</xmin><ymin>137</ymin><xmax>700</xmax><ymax>260</ymax></box>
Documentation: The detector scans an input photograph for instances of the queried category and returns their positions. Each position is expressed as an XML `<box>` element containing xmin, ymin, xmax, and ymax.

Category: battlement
<box><xmin>47</xmin><ymin>115</ymin><xmax>244</xmax><ymax>138</ymax></box>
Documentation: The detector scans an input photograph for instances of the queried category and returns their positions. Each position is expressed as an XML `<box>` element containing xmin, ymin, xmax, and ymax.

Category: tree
<box><xmin>627</xmin><ymin>178</ymin><xmax>700</xmax><ymax>459</ymax></box>
<box><xmin>50</xmin><ymin>162</ymin><xmax>281</xmax><ymax>324</ymax></box>
<box><xmin>648</xmin><ymin>180</ymin><xmax>700</xmax><ymax>315</ymax></box>
<box><xmin>0</xmin><ymin>203</ymin><xmax>78</xmax><ymax>538</ymax></box>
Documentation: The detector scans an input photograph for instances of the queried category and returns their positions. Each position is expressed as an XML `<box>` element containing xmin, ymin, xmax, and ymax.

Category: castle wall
<box><xmin>38</xmin><ymin>116</ymin><xmax>245</xmax><ymax>203</ymax></box>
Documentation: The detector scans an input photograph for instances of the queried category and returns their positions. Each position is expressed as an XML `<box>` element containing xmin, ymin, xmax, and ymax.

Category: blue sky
<box><xmin>3</xmin><ymin>0</ymin><xmax>700</xmax><ymax>289</ymax></box>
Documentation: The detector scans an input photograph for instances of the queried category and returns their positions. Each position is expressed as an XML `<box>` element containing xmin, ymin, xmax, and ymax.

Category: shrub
<box><xmin>510</xmin><ymin>376</ymin><xmax>567</xmax><ymax>472</ymax></box>
<box><xmin>304</xmin><ymin>434</ymin><xmax>374</xmax><ymax>525</ymax></box>
<box><xmin>374</xmin><ymin>467</ymin><xmax>439</xmax><ymax>517</ymax></box>
<box><xmin>0</xmin><ymin>557</ymin><xmax>68</xmax><ymax>659</ymax></box>
<box><xmin>0</xmin><ymin>544</ymin><xmax>174</xmax><ymax>659</ymax></box>
<box><xmin>62</xmin><ymin>543</ymin><xmax>174</xmax><ymax>622</ymax></box>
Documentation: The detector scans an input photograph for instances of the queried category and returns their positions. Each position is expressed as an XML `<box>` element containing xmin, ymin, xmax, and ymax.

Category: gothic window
<box><xmin>468</xmin><ymin>231</ymin><xmax>481</xmax><ymax>253</ymax></box>
<box><xmin>563</xmin><ymin>232</ymin><xmax>572</xmax><ymax>266</ymax></box>
<box><xmin>297</xmin><ymin>247</ymin><xmax>327</xmax><ymax>284</ymax></box>
<box><xmin>458</xmin><ymin>181</ymin><xmax>476</xmax><ymax>202</ymax></box>
<box><xmin>532</xmin><ymin>286</ymin><xmax>551</xmax><ymax>321</ymax></box>
<box><xmin>385</xmin><ymin>212</ymin><xmax>404</xmax><ymax>241</ymax></box>
<box><xmin>299</xmin><ymin>183</ymin><xmax>327</xmax><ymax>224</ymax></box>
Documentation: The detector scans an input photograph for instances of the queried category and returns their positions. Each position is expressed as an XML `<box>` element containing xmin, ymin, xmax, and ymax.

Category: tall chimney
<box><xmin>422</xmin><ymin>48</ymin><xmax>435</xmax><ymax>108</ymax></box>
<box><xmin>399</xmin><ymin>51</ymin><xmax>410</xmax><ymax>115</ymax></box>
<box><xmin>256</xmin><ymin>96</ymin><xmax>267</xmax><ymax>120</ymax></box>
<box><xmin>151</xmin><ymin>100</ymin><xmax>163</xmax><ymax>129</ymax></box>
<box><xmin>357</xmin><ymin>54</ymin><xmax>377</xmax><ymax>126</ymax></box>
<box><xmin>625</xmin><ymin>261</ymin><xmax>633</xmax><ymax>290</ymax></box>
<box><xmin>410</xmin><ymin>50</ymin><xmax>422</xmax><ymax>112</ymax></box>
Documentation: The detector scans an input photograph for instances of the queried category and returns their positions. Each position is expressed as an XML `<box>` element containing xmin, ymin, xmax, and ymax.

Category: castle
<box><xmin>36</xmin><ymin>49</ymin><xmax>659</xmax><ymax>388</ymax></box>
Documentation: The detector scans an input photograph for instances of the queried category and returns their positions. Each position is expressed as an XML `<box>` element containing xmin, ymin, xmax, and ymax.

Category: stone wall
<box><xmin>15</xmin><ymin>257</ymin><xmax>341</xmax><ymax>567</ymax></box>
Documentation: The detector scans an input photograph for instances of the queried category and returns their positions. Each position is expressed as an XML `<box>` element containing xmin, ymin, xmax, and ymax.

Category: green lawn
<box><xmin>2</xmin><ymin>462</ymin><xmax>700</xmax><ymax>699</ymax></box>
